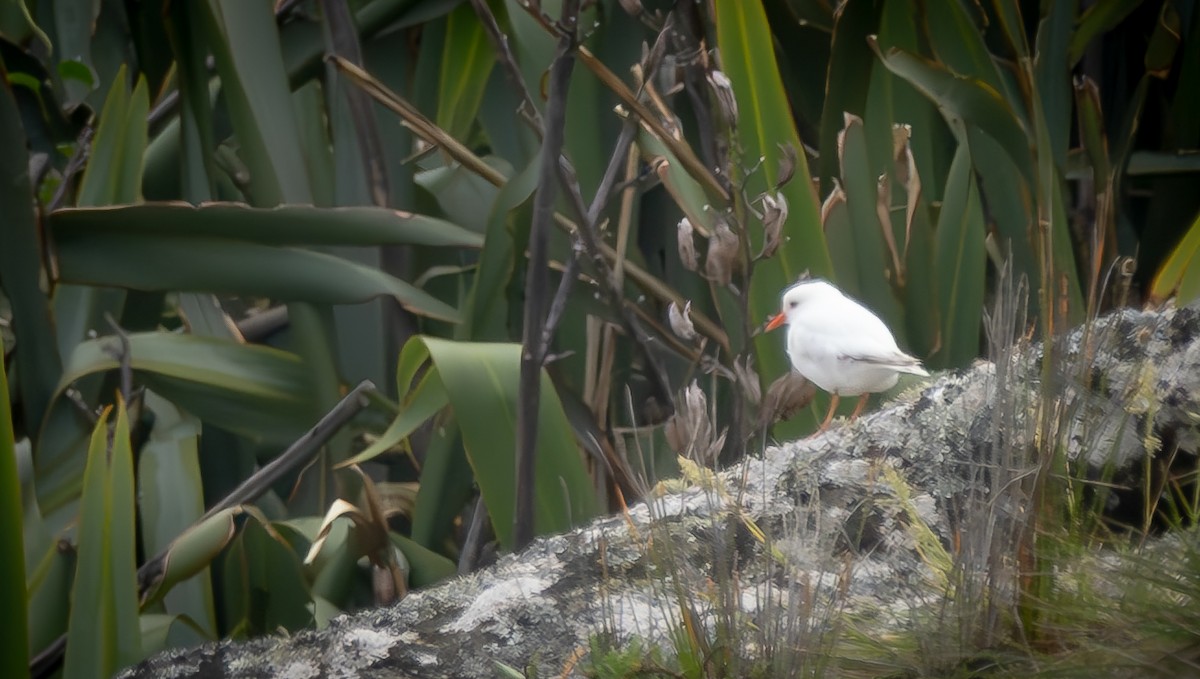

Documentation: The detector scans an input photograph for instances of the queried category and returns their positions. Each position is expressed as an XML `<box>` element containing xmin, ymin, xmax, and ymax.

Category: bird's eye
<box><xmin>788</xmin><ymin>301</ymin><xmax>798</xmax><ymax>308</ymax></box>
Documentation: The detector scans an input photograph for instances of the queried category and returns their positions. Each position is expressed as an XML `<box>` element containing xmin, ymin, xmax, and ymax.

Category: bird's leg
<box><xmin>849</xmin><ymin>393</ymin><xmax>870</xmax><ymax>421</ymax></box>
<box><xmin>807</xmin><ymin>393</ymin><xmax>840</xmax><ymax>438</ymax></box>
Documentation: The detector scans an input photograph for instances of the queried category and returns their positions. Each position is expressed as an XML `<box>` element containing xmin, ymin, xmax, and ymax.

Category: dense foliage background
<box><xmin>3</xmin><ymin>0</ymin><xmax>1200</xmax><ymax>677</ymax></box>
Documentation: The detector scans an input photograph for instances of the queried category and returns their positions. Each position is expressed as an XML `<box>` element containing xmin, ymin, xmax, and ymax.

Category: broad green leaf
<box><xmin>355</xmin><ymin>336</ymin><xmax>602</xmax><ymax>549</ymax></box>
<box><xmin>714</xmin><ymin>0</ymin><xmax>834</xmax><ymax>440</ymax></box>
<box><xmin>1034</xmin><ymin>0</ymin><xmax>1076</xmax><ymax>169</ymax></box>
<box><xmin>1070</xmin><ymin>0</ymin><xmax>1143</xmax><ymax>66</ymax></box>
<box><xmin>1151</xmin><ymin>209</ymin><xmax>1200</xmax><ymax>305</ymax></box>
<box><xmin>0</xmin><ymin>359</ymin><xmax>29</xmax><ymax>675</ymax></box>
<box><xmin>339</xmin><ymin>371</ymin><xmax>449</xmax><ymax>468</ymax></box>
<box><xmin>53</xmin><ymin>0</ymin><xmax>100</xmax><ymax>107</ymax></box>
<box><xmin>932</xmin><ymin>145</ymin><xmax>985</xmax><ymax>368</ymax></box>
<box><xmin>389</xmin><ymin>532</ymin><xmax>457</xmax><ymax>588</ymax></box>
<box><xmin>77</xmin><ymin>64</ymin><xmax>148</xmax><ymax>206</ymax></box>
<box><xmin>53</xmin><ymin>233</ymin><xmax>461</xmax><ymax>322</ymax></box>
<box><xmin>835</xmin><ymin>114</ymin><xmax>904</xmax><ymax>335</ymax></box>
<box><xmin>139</xmin><ymin>613</ymin><xmax>209</xmax><ymax>656</ymax></box>
<box><xmin>200</xmin><ymin>0</ymin><xmax>312</xmax><ymax>205</ymax></box>
<box><xmin>816</xmin><ymin>0</ymin><xmax>881</xmax><ymax>189</ymax></box>
<box><xmin>138</xmin><ymin>392</ymin><xmax>216</xmax><ymax>636</ymax></box>
<box><xmin>279</xmin><ymin>302</ymin><xmax>343</xmax><ymax>514</ymax></box>
<box><xmin>55</xmin><ymin>64</ymin><xmax>149</xmax><ymax>430</ymax></box>
<box><xmin>463</xmin><ymin>156</ymin><xmax>540</xmax><ymax>341</ymax></box>
<box><xmin>142</xmin><ymin>507</ymin><xmax>241</xmax><ymax>610</ymax></box>
<box><xmin>923</xmin><ymin>0</ymin><xmax>1014</xmax><ymax>108</ymax></box>
<box><xmin>436</xmin><ymin>1</ymin><xmax>494</xmax><ymax>142</ymax></box>
<box><xmin>165</xmin><ymin>0</ymin><xmax>220</xmax><ymax>202</ymax></box>
<box><xmin>422</xmin><ymin>337</ymin><xmax>602</xmax><ymax>548</ymax></box>
<box><xmin>0</xmin><ymin>59</ymin><xmax>61</xmax><ymax>433</ymax></box>
<box><xmin>53</xmin><ymin>333</ymin><xmax>314</xmax><ymax>441</ymax></box>
<box><xmin>872</xmin><ymin>41</ymin><xmax>1034</xmax><ymax>187</ymax></box>
<box><xmin>410</xmin><ymin>415</ymin><xmax>471</xmax><ymax>550</ymax></box>
<box><xmin>64</xmin><ymin>400</ymin><xmax>142</xmax><ymax>679</ymax></box>
<box><xmin>27</xmin><ymin>538</ymin><xmax>74</xmax><ymax>660</ymax></box>
<box><xmin>222</xmin><ymin>515</ymin><xmax>313</xmax><ymax>636</ymax></box>
<box><xmin>49</xmin><ymin>202</ymin><xmax>484</xmax><ymax>248</ymax></box>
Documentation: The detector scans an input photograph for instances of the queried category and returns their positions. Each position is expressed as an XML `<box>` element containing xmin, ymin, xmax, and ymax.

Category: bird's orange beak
<box><xmin>764</xmin><ymin>313</ymin><xmax>787</xmax><ymax>332</ymax></box>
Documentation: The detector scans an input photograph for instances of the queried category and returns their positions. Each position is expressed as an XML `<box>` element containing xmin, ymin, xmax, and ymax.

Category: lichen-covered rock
<box><xmin>119</xmin><ymin>303</ymin><xmax>1200</xmax><ymax>679</ymax></box>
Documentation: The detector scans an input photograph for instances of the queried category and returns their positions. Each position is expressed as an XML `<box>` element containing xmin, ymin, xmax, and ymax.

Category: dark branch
<box><xmin>514</xmin><ymin>0</ymin><xmax>580</xmax><ymax>551</ymax></box>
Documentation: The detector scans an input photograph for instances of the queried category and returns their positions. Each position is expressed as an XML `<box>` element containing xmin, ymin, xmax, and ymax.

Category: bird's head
<box><xmin>764</xmin><ymin>279</ymin><xmax>839</xmax><ymax>331</ymax></box>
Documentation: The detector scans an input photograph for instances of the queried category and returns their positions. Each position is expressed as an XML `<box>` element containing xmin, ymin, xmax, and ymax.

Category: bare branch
<box><xmin>515</xmin><ymin>0</ymin><xmax>581</xmax><ymax>551</ymax></box>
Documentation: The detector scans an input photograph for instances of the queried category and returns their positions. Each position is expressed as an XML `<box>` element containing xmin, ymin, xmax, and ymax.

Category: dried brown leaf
<box><xmin>677</xmin><ymin>217</ymin><xmax>699</xmax><ymax>271</ymax></box>
<box><xmin>705</xmin><ymin>218</ymin><xmax>739</xmax><ymax>286</ymax></box>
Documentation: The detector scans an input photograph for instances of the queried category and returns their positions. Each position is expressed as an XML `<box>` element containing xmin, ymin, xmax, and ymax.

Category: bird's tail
<box><xmin>895</xmin><ymin>363</ymin><xmax>930</xmax><ymax>378</ymax></box>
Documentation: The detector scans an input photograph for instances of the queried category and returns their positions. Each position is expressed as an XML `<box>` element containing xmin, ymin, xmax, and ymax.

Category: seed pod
<box><xmin>706</xmin><ymin>69</ymin><xmax>738</xmax><ymax>128</ymax></box>
<box><xmin>617</xmin><ymin>0</ymin><xmax>644</xmax><ymax>17</ymax></box>
<box><xmin>677</xmin><ymin>217</ymin><xmax>699</xmax><ymax>271</ymax></box>
<box><xmin>665</xmin><ymin>381</ymin><xmax>714</xmax><ymax>462</ymax></box>
<box><xmin>732</xmin><ymin>355</ymin><xmax>762</xmax><ymax>406</ymax></box>
<box><xmin>705</xmin><ymin>219</ymin><xmax>740</xmax><ymax>286</ymax></box>
<box><xmin>775</xmin><ymin>143</ymin><xmax>797</xmax><ymax>189</ymax></box>
<box><xmin>667</xmin><ymin>301</ymin><xmax>699</xmax><ymax>342</ymax></box>
<box><xmin>758</xmin><ymin>372</ymin><xmax>817</xmax><ymax>428</ymax></box>
<box><xmin>760</xmin><ymin>192</ymin><xmax>788</xmax><ymax>259</ymax></box>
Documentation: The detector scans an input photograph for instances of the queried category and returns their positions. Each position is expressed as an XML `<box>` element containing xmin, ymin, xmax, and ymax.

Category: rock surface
<box><xmin>120</xmin><ymin>302</ymin><xmax>1200</xmax><ymax>678</ymax></box>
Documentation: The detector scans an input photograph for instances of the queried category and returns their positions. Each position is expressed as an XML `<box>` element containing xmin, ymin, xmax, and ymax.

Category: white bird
<box><xmin>765</xmin><ymin>279</ymin><xmax>929</xmax><ymax>434</ymax></box>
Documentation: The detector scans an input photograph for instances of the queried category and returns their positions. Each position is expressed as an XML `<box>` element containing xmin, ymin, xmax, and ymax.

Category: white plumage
<box><xmin>766</xmin><ymin>279</ymin><xmax>929</xmax><ymax>432</ymax></box>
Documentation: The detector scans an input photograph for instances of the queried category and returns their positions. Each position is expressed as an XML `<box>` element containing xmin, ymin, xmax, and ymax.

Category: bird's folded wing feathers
<box><xmin>839</xmin><ymin>349</ymin><xmax>930</xmax><ymax>376</ymax></box>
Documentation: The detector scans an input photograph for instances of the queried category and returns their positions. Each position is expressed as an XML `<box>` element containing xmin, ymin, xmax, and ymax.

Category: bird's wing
<box><xmin>802</xmin><ymin>297</ymin><xmax>929</xmax><ymax>374</ymax></box>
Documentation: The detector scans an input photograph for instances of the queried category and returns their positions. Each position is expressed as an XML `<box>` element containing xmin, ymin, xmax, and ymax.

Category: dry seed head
<box><xmin>705</xmin><ymin>218</ymin><xmax>740</xmax><ymax>286</ymax></box>
<box><xmin>759</xmin><ymin>372</ymin><xmax>817</xmax><ymax>428</ymax></box>
<box><xmin>760</xmin><ymin>192</ymin><xmax>788</xmax><ymax>259</ymax></box>
<box><xmin>667</xmin><ymin>301</ymin><xmax>699</xmax><ymax>342</ymax></box>
<box><xmin>677</xmin><ymin>217</ymin><xmax>699</xmax><ymax>271</ymax></box>
<box><xmin>732</xmin><ymin>355</ymin><xmax>762</xmax><ymax>405</ymax></box>
<box><xmin>706</xmin><ymin>69</ymin><xmax>738</xmax><ymax>127</ymax></box>
<box><xmin>617</xmin><ymin>0</ymin><xmax>644</xmax><ymax>17</ymax></box>
<box><xmin>776</xmin><ymin>143</ymin><xmax>797</xmax><ymax>188</ymax></box>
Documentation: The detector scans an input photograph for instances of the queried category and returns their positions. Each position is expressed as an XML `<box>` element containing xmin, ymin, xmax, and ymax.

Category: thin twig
<box><xmin>542</xmin><ymin>241</ymin><xmax>583</xmax><ymax>348</ymax></box>
<box><xmin>103</xmin><ymin>313</ymin><xmax>133</xmax><ymax>405</ymax></box>
<box><xmin>514</xmin><ymin>0</ymin><xmax>580</xmax><ymax>551</ymax></box>
<box><xmin>47</xmin><ymin>125</ymin><xmax>93</xmax><ymax>212</ymax></box>
<box><xmin>517</xmin><ymin>4</ymin><xmax>728</xmax><ymax>202</ymax></box>
<box><xmin>469</xmin><ymin>0</ymin><xmax>543</xmax><ymax>135</ymax></box>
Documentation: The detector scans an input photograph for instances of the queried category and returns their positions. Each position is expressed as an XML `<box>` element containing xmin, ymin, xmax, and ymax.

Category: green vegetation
<box><xmin>2</xmin><ymin>0</ymin><xmax>1200</xmax><ymax>677</ymax></box>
